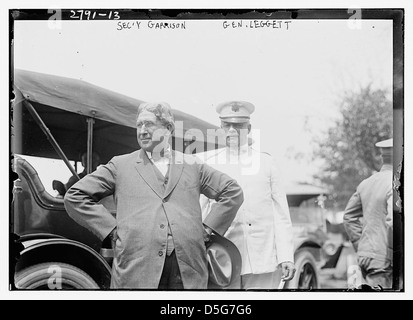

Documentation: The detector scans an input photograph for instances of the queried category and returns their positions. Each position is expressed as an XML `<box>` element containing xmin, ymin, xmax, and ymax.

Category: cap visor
<box><xmin>220</xmin><ymin>117</ymin><xmax>250</xmax><ymax>123</ymax></box>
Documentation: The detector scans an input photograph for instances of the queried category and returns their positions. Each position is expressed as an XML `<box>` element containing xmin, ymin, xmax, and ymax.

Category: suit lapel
<box><xmin>164</xmin><ymin>151</ymin><xmax>184</xmax><ymax>199</ymax></box>
<box><xmin>134</xmin><ymin>149</ymin><xmax>163</xmax><ymax>198</ymax></box>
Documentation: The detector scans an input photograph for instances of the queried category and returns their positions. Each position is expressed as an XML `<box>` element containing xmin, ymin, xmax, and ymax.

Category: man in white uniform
<box><xmin>200</xmin><ymin>101</ymin><xmax>296</xmax><ymax>289</ymax></box>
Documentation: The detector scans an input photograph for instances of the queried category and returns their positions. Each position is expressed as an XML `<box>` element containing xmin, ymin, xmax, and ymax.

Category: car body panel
<box><xmin>285</xmin><ymin>183</ymin><xmax>339</xmax><ymax>289</ymax></box>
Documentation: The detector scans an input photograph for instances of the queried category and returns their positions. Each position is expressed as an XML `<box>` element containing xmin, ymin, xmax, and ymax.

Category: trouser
<box><xmin>158</xmin><ymin>251</ymin><xmax>184</xmax><ymax>290</ymax></box>
<box><xmin>358</xmin><ymin>256</ymin><xmax>393</xmax><ymax>289</ymax></box>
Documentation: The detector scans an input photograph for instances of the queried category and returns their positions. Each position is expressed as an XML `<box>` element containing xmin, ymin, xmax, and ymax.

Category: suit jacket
<box><xmin>64</xmin><ymin>149</ymin><xmax>243</xmax><ymax>289</ymax></box>
<box><xmin>343</xmin><ymin>164</ymin><xmax>393</xmax><ymax>262</ymax></box>
<box><xmin>199</xmin><ymin>147</ymin><xmax>294</xmax><ymax>275</ymax></box>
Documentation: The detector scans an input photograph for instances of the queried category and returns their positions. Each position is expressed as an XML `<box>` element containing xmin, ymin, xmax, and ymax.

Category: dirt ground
<box><xmin>319</xmin><ymin>272</ymin><xmax>349</xmax><ymax>290</ymax></box>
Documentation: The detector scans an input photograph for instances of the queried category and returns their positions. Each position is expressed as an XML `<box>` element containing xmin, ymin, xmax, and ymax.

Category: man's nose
<box><xmin>228</xmin><ymin>125</ymin><xmax>238</xmax><ymax>133</ymax></box>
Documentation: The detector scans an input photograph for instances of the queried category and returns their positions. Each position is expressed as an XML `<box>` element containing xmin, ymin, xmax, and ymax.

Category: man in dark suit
<box><xmin>343</xmin><ymin>138</ymin><xmax>393</xmax><ymax>289</ymax></box>
<box><xmin>64</xmin><ymin>102</ymin><xmax>243</xmax><ymax>289</ymax></box>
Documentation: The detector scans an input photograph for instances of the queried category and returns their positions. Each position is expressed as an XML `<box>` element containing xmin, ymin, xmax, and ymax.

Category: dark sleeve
<box><xmin>65</xmin><ymin>175</ymin><xmax>79</xmax><ymax>191</ymax></box>
<box><xmin>65</xmin><ymin>171</ymin><xmax>87</xmax><ymax>192</ymax></box>
<box><xmin>199</xmin><ymin>162</ymin><xmax>244</xmax><ymax>235</ymax></box>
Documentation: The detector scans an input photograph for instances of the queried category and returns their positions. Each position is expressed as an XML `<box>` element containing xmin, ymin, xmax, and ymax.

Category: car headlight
<box><xmin>322</xmin><ymin>241</ymin><xmax>338</xmax><ymax>256</ymax></box>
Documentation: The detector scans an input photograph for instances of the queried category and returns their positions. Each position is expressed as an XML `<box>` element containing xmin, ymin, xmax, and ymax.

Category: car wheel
<box><xmin>285</xmin><ymin>250</ymin><xmax>319</xmax><ymax>289</ymax></box>
<box><xmin>15</xmin><ymin>262</ymin><xmax>99</xmax><ymax>289</ymax></box>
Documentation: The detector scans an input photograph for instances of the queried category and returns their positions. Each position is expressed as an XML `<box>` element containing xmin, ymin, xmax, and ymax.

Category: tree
<box><xmin>313</xmin><ymin>85</ymin><xmax>393</xmax><ymax>210</ymax></box>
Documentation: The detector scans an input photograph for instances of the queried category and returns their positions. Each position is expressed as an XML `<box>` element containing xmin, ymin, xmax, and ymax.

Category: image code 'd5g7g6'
<box><xmin>204</xmin><ymin>305</ymin><xmax>252</xmax><ymax>315</ymax></box>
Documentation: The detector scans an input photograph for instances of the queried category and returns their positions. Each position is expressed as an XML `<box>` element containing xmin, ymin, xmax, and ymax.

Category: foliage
<box><xmin>313</xmin><ymin>86</ymin><xmax>393</xmax><ymax>209</ymax></box>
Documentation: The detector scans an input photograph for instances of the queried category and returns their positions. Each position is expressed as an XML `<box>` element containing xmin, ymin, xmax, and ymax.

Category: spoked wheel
<box><xmin>15</xmin><ymin>262</ymin><xmax>99</xmax><ymax>290</ymax></box>
<box><xmin>285</xmin><ymin>250</ymin><xmax>319</xmax><ymax>289</ymax></box>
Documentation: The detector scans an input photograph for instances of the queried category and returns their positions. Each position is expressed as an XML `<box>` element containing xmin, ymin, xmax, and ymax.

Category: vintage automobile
<box><xmin>284</xmin><ymin>183</ymin><xmax>344</xmax><ymax>289</ymax></box>
<box><xmin>10</xmin><ymin>69</ymin><xmax>221</xmax><ymax>289</ymax></box>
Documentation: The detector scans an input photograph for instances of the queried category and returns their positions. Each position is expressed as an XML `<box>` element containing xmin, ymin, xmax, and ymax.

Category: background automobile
<box><xmin>284</xmin><ymin>183</ymin><xmax>346</xmax><ymax>289</ymax></box>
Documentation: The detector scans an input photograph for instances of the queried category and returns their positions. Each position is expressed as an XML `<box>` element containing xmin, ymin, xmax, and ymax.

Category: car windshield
<box><xmin>289</xmin><ymin>196</ymin><xmax>325</xmax><ymax>226</ymax></box>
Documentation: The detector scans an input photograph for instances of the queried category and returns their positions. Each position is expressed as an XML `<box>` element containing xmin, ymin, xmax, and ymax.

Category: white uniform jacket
<box><xmin>199</xmin><ymin>147</ymin><xmax>294</xmax><ymax>275</ymax></box>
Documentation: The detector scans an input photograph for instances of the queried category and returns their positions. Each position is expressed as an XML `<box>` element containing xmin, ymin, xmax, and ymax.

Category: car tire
<box><xmin>285</xmin><ymin>250</ymin><xmax>319</xmax><ymax>289</ymax></box>
<box><xmin>15</xmin><ymin>262</ymin><xmax>99</xmax><ymax>289</ymax></box>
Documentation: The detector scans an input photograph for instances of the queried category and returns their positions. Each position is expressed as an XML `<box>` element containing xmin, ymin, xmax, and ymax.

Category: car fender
<box><xmin>294</xmin><ymin>238</ymin><xmax>323</xmax><ymax>263</ymax></box>
<box><xmin>15</xmin><ymin>236</ymin><xmax>112</xmax><ymax>289</ymax></box>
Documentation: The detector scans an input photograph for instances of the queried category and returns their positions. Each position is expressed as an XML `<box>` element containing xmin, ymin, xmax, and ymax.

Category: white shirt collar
<box><xmin>146</xmin><ymin>144</ymin><xmax>171</xmax><ymax>162</ymax></box>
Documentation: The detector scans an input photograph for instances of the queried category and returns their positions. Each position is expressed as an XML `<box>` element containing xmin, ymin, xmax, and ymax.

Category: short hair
<box><xmin>137</xmin><ymin>102</ymin><xmax>175</xmax><ymax>131</ymax></box>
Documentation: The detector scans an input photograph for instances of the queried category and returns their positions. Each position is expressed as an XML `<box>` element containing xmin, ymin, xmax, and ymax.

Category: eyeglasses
<box><xmin>221</xmin><ymin>122</ymin><xmax>249</xmax><ymax>130</ymax></box>
<box><xmin>136</xmin><ymin>120</ymin><xmax>159</xmax><ymax>130</ymax></box>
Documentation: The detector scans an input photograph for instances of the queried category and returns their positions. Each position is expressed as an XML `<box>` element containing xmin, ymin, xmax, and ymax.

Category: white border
<box><xmin>2</xmin><ymin>0</ymin><xmax>411</xmax><ymax>301</ymax></box>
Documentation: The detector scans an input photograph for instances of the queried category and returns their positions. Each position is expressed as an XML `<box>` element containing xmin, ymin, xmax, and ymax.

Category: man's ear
<box><xmin>167</xmin><ymin>123</ymin><xmax>174</xmax><ymax>134</ymax></box>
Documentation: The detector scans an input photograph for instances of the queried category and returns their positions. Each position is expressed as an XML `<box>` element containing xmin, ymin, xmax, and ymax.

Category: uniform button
<box><xmin>158</xmin><ymin>251</ymin><xmax>164</xmax><ymax>256</ymax></box>
<box><xmin>160</xmin><ymin>224</ymin><xmax>165</xmax><ymax>229</ymax></box>
<box><xmin>162</xmin><ymin>199</ymin><xmax>166</xmax><ymax>203</ymax></box>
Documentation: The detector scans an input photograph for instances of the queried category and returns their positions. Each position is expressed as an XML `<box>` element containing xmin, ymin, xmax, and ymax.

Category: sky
<box><xmin>11</xmin><ymin>17</ymin><xmax>393</xmax><ymax>194</ymax></box>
